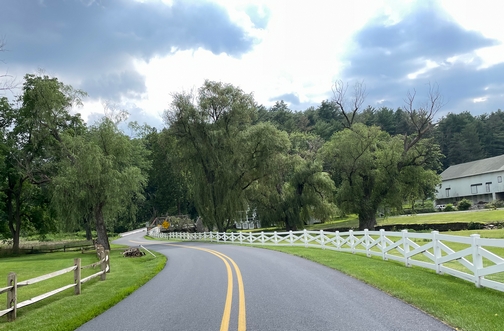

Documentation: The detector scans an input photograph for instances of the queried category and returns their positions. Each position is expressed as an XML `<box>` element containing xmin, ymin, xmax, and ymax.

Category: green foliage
<box><xmin>321</xmin><ymin>123</ymin><xmax>441</xmax><ymax>230</ymax></box>
<box><xmin>457</xmin><ymin>199</ymin><xmax>472</xmax><ymax>211</ymax></box>
<box><xmin>485</xmin><ymin>200</ymin><xmax>504</xmax><ymax>209</ymax></box>
<box><xmin>0</xmin><ymin>74</ymin><xmax>86</xmax><ymax>252</ymax></box>
<box><xmin>248</xmin><ymin>132</ymin><xmax>336</xmax><ymax>230</ymax></box>
<box><xmin>167</xmin><ymin>80</ymin><xmax>290</xmax><ymax>231</ymax></box>
<box><xmin>443</xmin><ymin>204</ymin><xmax>456</xmax><ymax>212</ymax></box>
<box><xmin>51</xmin><ymin>118</ymin><xmax>150</xmax><ymax>249</ymax></box>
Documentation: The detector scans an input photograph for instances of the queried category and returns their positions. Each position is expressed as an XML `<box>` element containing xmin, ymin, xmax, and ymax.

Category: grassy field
<box><xmin>0</xmin><ymin>245</ymin><xmax>166</xmax><ymax>331</ymax></box>
<box><xmin>300</xmin><ymin>209</ymin><xmax>504</xmax><ymax>231</ymax></box>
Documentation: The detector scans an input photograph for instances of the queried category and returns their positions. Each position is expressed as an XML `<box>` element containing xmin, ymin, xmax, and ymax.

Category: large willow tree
<box><xmin>52</xmin><ymin>118</ymin><xmax>149</xmax><ymax>250</ymax></box>
<box><xmin>166</xmin><ymin>80</ymin><xmax>289</xmax><ymax>231</ymax></box>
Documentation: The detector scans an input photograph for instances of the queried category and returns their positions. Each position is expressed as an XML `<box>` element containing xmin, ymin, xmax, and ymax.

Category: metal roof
<box><xmin>441</xmin><ymin>154</ymin><xmax>504</xmax><ymax>180</ymax></box>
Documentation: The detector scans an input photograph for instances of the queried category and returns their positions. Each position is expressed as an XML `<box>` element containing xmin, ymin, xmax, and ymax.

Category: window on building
<box><xmin>445</xmin><ymin>188</ymin><xmax>450</xmax><ymax>197</ymax></box>
<box><xmin>498</xmin><ymin>176</ymin><xmax>502</xmax><ymax>183</ymax></box>
<box><xmin>471</xmin><ymin>184</ymin><xmax>482</xmax><ymax>194</ymax></box>
<box><xmin>486</xmin><ymin>182</ymin><xmax>492</xmax><ymax>192</ymax></box>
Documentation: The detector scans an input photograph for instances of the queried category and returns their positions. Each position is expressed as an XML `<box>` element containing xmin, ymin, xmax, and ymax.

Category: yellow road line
<box><xmin>130</xmin><ymin>240</ymin><xmax>246</xmax><ymax>331</ymax></box>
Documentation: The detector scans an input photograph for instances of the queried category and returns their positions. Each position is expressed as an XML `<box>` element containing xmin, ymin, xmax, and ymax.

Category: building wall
<box><xmin>436</xmin><ymin>171</ymin><xmax>504</xmax><ymax>204</ymax></box>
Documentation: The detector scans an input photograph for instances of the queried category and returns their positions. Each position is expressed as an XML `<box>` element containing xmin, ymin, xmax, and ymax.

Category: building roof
<box><xmin>441</xmin><ymin>154</ymin><xmax>504</xmax><ymax>180</ymax></box>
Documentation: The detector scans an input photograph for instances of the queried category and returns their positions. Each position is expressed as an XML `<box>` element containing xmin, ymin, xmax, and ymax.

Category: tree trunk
<box><xmin>6</xmin><ymin>183</ymin><xmax>22</xmax><ymax>254</ymax></box>
<box><xmin>358</xmin><ymin>207</ymin><xmax>377</xmax><ymax>230</ymax></box>
<box><xmin>84</xmin><ymin>217</ymin><xmax>92</xmax><ymax>241</ymax></box>
<box><xmin>94</xmin><ymin>204</ymin><xmax>110</xmax><ymax>250</ymax></box>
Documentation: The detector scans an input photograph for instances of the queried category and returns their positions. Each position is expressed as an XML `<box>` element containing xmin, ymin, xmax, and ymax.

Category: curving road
<box><xmin>77</xmin><ymin>231</ymin><xmax>453</xmax><ymax>331</ymax></box>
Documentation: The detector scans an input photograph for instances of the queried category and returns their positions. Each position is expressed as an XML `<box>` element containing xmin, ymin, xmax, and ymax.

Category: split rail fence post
<box><xmin>7</xmin><ymin>272</ymin><xmax>17</xmax><ymax>322</ymax></box>
<box><xmin>100</xmin><ymin>249</ymin><xmax>106</xmax><ymax>281</ymax></box>
<box><xmin>74</xmin><ymin>258</ymin><xmax>81</xmax><ymax>295</ymax></box>
<box><xmin>105</xmin><ymin>250</ymin><xmax>110</xmax><ymax>273</ymax></box>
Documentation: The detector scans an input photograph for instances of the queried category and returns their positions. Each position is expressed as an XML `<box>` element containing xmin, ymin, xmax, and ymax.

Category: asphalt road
<box><xmin>77</xmin><ymin>231</ymin><xmax>453</xmax><ymax>331</ymax></box>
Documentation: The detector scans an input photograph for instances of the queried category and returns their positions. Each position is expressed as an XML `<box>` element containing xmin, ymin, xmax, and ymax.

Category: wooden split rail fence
<box><xmin>149</xmin><ymin>227</ymin><xmax>504</xmax><ymax>293</ymax></box>
<box><xmin>0</xmin><ymin>247</ymin><xmax>110</xmax><ymax>322</ymax></box>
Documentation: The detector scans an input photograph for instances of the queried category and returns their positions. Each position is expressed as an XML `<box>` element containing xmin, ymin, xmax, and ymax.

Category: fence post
<box><xmin>100</xmin><ymin>250</ymin><xmax>106</xmax><ymax>281</ymax></box>
<box><xmin>74</xmin><ymin>258</ymin><xmax>81</xmax><ymax>295</ymax></box>
<box><xmin>320</xmin><ymin>230</ymin><xmax>325</xmax><ymax>249</ymax></box>
<box><xmin>380</xmin><ymin>229</ymin><xmax>387</xmax><ymax>260</ymax></box>
<box><xmin>364</xmin><ymin>229</ymin><xmax>370</xmax><ymax>257</ymax></box>
<box><xmin>105</xmin><ymin>250</ymin><xmax>110</xmax><ymax>273</ymax></box>
<box><xmin>7</xmin><ymin>272</ymin><xmax>17</xmax><ymax>322</ymax></box>
<box><xmin>349</xmin><ymin>230</ymin><xmax>355</xmax><ymax>253</ymax></box>
<box><xmin>289</xmin><ymin>230</ymin><xmax>293</xmax><ymax>246</ymax></box>
<box><xmin>335</xmin><ymin>231</ymin><xmax>340</xmax><ymax>250</ymax></box>
<box><xmin>260</xmin><ymin>231</ymin><xmax>265</xmax><ymax>244</ymax></box>
<box><xmin>402</xmin><ymin>229</ymin><xmax>410</xmax><ymax>267</ymax></box>
<box><xmin>303</xmin><ymin>229</ymin><xmax>308</xmax><ymax>247</ymax></box>
<box><xmin>432</xmin><ymin>231</ymin><xmax>442</xmax><ymax>274</ymax></box>
<box><xmin>471</xmin><ymin>234</ymin><xmax>483</xmax><ymax>288</ymax></box>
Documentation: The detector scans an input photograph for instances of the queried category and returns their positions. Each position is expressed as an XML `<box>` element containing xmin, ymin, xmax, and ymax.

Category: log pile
<box><xmin>122</xmin><ymin>247</ymin><xmax>145</xmax><ymax>257</ymax></box>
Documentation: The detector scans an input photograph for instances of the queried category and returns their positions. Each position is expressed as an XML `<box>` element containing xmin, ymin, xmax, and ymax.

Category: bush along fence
<box><xmin>149</xmin><ymin>228</ymin><xmax>504</xmax><ymax>293</ymax></box>
<box><xmin>0</xmin><ymin>247</ymin><xmax>110</xmax><ymax>322</ymax></box>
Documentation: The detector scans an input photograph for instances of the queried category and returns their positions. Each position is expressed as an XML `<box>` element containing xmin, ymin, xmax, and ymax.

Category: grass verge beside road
<box><xmin>260</xmin><ymin>245</ymin><xmax>503</xmax><ymax>331</ymax></box>
<box><xmin>0</xmin><ymin>245</ymin><xmax>166</xmax><ymax>331</ymax></box>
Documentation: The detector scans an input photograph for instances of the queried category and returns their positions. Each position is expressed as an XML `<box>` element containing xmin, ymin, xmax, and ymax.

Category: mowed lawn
<box><xmin>0</xmin><ymin>246</ymin><xmax>166</xmax><ymax>331</ymax></box>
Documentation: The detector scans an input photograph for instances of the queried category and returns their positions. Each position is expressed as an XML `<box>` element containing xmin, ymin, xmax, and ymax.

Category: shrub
<box><xmin>457</xmin><ymin>199</ymin><xmax>472</xmax><ymax>211</ymax></box>
<box><xmin>443</xmin><ymin>204</ymin><xmax>456</xmax><ymax>212</ymax></box>
<box><xmin>485</xmin><ymin>200</ymin><xmax>504</xmax><ymax>209</ymax></box>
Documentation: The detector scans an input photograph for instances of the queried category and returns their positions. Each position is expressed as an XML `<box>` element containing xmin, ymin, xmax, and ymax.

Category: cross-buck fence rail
<box><xmin>0</xmin><ymin>247</ymin><xmax>110</xmax><ymax>322</ymax></box>
<box><xmin>149</xmin><ymin>228</ymin><xmax>504</xmax><ymax>293</ymax></box>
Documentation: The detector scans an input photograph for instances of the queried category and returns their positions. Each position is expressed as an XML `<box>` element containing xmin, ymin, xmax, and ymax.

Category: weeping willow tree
<box><xmin>166</xmin><ymin>80</ymin><xmax>289</xmax><ymax>231</ymax></box>
<box><xmin>52</xmin><ymin>118</ymin><xmax>150</xmax><ymax>250</ymax></box>
<box><xmin>247</xmin><ymin>132</ymin><xmax>336</xmax><ymax>231</ymax></box>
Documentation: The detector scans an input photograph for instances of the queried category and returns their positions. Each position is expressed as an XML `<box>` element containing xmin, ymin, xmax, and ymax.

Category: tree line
<box><xmin>1</xmin><ymin>74</ymin><xmax>501</xmax><ymax>253</ymax></box>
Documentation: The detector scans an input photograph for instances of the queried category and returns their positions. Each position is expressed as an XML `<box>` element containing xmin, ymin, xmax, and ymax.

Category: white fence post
<box><xmin>289</xmin><ymin>230</ymin><xmax>293</xmax><ymax>246</ymax></box>
<box><xmin>471</xmin><ymin>234</ymin><xmax>483</xmax><ymax>288</ymax></box>
<box><xmin>380</xmin><ymin>229</ymin><xmax>387</xmax><ymax>260</ymax></box>
<box><xmin>273</xmin><ymin>231</ymin><xmax>278</xmax><ymax>245</ymax></box>
<box><xmin>320</xmin><ymin>230</ymin><xmax>325</xmax><ymax>249</ymax></box>
<box><xmin>432</xmin><ymin>231</ymin><xmax>442</xmax><ymax>274</ymax></box>
<box><xmin>261</xmin><ymin>231</ymin><xmax>265</xmax><ymax>244</ymax></box>
<box><xmin>303</xmin><ymin>229</ymin><xmax>308</xmax><ymax>248</ymax></box>
<box><xmin>349</xmin><ymin>230</ymin><xmax>355</xmax><ymax>254</ymax></box>
<box><xmin>402</xmin><ymin>229</ymin><xmax>410</xmax><ymax>267</ymax></box>
<box><xmin>335</xmin><ymin>231</ymin><xmax>340</xmax><ymax>250</ymax></box>
<box><xmin>364</xmin><ymin>229</ymin><xmax>370</xmax><ymax>257</ymax></box>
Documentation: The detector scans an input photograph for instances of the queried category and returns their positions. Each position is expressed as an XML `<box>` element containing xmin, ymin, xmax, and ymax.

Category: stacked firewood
<box><xmin>122</xmin><ymin>247</ymin><xmax>145</xmax><ymax>257</ymax></box>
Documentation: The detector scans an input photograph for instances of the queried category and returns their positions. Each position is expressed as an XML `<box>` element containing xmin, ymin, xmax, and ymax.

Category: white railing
<box><xmin>148</xmin><ymin>228</ymin><xmax>504</xmax><ymax>293</ymax></box>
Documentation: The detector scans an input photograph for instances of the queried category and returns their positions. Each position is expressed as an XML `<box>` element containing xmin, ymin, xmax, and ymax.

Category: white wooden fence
<box><xmin>149</xmin><ymin>228</ymin><xmax>504</xmax><ymax>293</ymax></box>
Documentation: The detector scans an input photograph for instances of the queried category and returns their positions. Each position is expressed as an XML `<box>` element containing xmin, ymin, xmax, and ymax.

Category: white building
<box><xmin>436</xmin><ymin>154</ymin><xmax>504</xmax><ymax>205</ymax></box>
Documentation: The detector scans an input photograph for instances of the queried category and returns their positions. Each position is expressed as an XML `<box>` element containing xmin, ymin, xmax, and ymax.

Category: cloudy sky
<box><xmin>1</xmin><ymin>0</ymin><xmax>503</xmax><ymax>128</ymax></box>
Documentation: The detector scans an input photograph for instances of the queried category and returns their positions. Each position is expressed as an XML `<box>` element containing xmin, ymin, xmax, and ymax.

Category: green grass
<box><xmin>293</xmin><ymin>209</ymin><xmax>504</xmax><ymax>232</ymax></box>
<box><xmin>379</xmin><ymin>209</ymin><xmax>504</xmax><ymax>226</ymax></box>
<box><xmin>259</xmin><ymin>245</ymin><xmax>503</xmax><ymax>331</ymax></box>
<box><xmin>0</xmin><ymin>245</ymin><xmax>166</xmax><ymax>331</ymax></box>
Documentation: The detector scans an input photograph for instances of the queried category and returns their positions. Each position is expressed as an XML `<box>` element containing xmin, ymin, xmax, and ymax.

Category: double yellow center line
<box><xmin>131</xmin><ymin>241</ymin><xmax>246</xmax><ymax>331</ymax></box>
